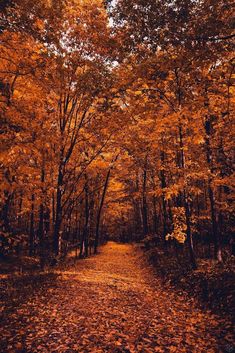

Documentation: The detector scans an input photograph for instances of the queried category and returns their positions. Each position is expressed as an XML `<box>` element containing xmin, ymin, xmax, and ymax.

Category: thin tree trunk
<box><xmin>29</xmin><ymin>193</ymin><xmax>35</xmax><ymax>256</ymax></box>
<box><xmin>208</xmin><ymin>182</ymin><xmax>222</xmax><ymax>262</ymax></box>
<box><xmin>84</xmin><ymin>177</ymin><xmax>89</xmax><ymax>257</ymax></box>
<box><xmin>142</xmin><ymin>166</ymin><xmax>148</xmax><ymax>237</ymax></box>
<box><xmin>53</xmin><ymin>164</ymin><xmax>63</xmax><ymax>256</ymax></box>
<box><xmin>184</xmin><ymin>192</ymin><xmax>197</xmax><ymax>269</ymax></box>
<box><xmin>204</xmin><ymin>115</ymin><xmax>223</xmax><ymax>262</ymax></box>
<box><xmin>159</xmin><ymin>150</ymin><xmax>168</xmax><ymax>244</ymax></box>
<box><xmin>178</xmin><ymin>122</ymin><xmax>197</xmax><ymax>269</ymax></box>
<box><xmin>152</xmin><ymin>195</ymin><xmax>158</xmax><ymax>234</ymax></box>
<box><xmin>18</xmin><ymin>191</ymin><xmax>23</xmax><ymax>229</ymax></box>
<box><xmin>38</xmin><ymin>167</ymin><xmax>45</xmax><ymax>270</ymax></box>
<box><xmin>52</xmin><ymin>191</ymin><xmax>55</xmax><ymax>227</ymax></box>
<box><xmin>94</xmin><ymin>168</ymin><xmax>111</xmax><ymax>254</ymax></box>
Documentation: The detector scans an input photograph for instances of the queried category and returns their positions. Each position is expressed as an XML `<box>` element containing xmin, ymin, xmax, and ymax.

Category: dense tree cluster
<box><xmin>0</xmin><ymin>0</ymin><xmax>234</xmax><ymax>269</ymax></box>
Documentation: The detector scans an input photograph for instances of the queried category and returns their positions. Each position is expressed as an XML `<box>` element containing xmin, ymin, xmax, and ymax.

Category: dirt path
<box><xmin>0</xmin><ymin>242</ymin><xmax>233</xmax><ymax>352</ymax></box>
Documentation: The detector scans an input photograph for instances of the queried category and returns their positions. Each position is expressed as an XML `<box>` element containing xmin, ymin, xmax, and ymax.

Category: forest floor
<box><xmin>0</xmin><ymin>242</ymin><xmax>234</xmax><ymax>353</ymax></box>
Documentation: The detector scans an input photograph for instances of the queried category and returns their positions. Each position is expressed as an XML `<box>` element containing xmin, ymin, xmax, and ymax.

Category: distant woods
<box><xmin>0</xmin><ymin>0</ymin><xmax>234</xmax><ymax>269</ymax></box>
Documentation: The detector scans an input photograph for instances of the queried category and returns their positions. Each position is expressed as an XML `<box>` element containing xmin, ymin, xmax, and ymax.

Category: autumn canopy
<box><xmin>0</xmin><ymin>0</ymin><xmax>234</xmax><ymax>268</ymax></box>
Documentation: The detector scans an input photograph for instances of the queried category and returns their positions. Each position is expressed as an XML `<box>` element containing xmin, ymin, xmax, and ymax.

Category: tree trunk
<box><xmin>160</xmin><ymin>150</ymin><xmax>168</xmax><ymax>244</ymax></box>
<box><xmin>178</xmin><ymin>121</ymin><xmax>197</xmax><ymax>268</ymax></box>
<box><xmin>38</xmin><ymin>168</ymin><xmax>45</xmax><ymax>270</ymax></box>
<box><xmin>94</xmin><ymin>168</ymin><xmax>111</xmax><ymax>254</ymax></box>
<box><xmin>142</xmin><ymin>166</ymin><xmax>148</xmax><ymax>237</ymax></box>
<box><xmin>208</xmin><ymin>182</ymin><xmax>222</xmax><ymax>262</ymax></box>
<box><xmin>184</xmin><ymin>193</ymin><xmax>197</xmax><ymax>269</ymax></box>
<box><xmin>204</xmin><ymin>115</ymin><xmax>223</xmax><ymax>262</ymax></box>
<box><xmin>18</xmin><ymin>191</ymin><xmax>23</xmax><ymax>230</ymax></box>
<box><xmin>79</xmin><ymin>178</ymin><xmax>90</xmax><ymax>259</ymax></box>
<box><xmin>29</xmin><ymin>193</ymin><xmax>35</xmax><ymax>256</ymax></box>
<box><xmin>152</xmin><ymin>195</ymin><xmax>158</xmax><ymax>234</ymax></box>
<box><xmin>84</xmin><ymin>177</ymin><xmax>90</xmax><ymax>257</ymax></box>
<box><xmin>53</xmin><ymin>164</ymin><xmax>63</xmax><ymax>256</ymax></box>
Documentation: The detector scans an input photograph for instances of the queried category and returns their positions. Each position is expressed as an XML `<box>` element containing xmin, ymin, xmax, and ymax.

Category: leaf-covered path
<box><xmin>0</xmin><ymin>242</ymin><xmax>233</xmax><ymax>353</ymax></box>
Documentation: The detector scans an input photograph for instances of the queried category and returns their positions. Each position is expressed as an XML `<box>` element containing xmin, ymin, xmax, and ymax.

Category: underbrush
<box><xmin>144</xmin><ymin>245</ymin><xmax>235</xmax><ymax>320</ymax></box>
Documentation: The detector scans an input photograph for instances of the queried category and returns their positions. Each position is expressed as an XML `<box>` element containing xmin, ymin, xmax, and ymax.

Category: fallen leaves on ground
<box><xmin>0</xmin><ymin>242</ymin><xmax>234</xmax><ymax>352</ymax></box>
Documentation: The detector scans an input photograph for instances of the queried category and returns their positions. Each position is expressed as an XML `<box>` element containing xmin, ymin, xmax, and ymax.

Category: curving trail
<box><xmin>0</xmin><ymin>242</ymin><xmax>233</xmax><ymax>352</ymax></box>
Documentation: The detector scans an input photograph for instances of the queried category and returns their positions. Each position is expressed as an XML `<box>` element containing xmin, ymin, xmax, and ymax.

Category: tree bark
<box><xmin>84</xmin><ymin>184</ymin><xmax>90</xmax><ymax>258</ymax></box>
<box><xmin>142</xmin><ymin>165</ymin><xmax>148</xmax><ymax>237</ymax></box>
<box><xmin>184</xmin><ymin>192</ymin><xmax>197</xmax><ymax>269</ymax></box>
<box><xmin>80</xmin><ymin>177</ymin><xmax>89</xmax><ymax>258</ymax></box>
<box><xmin>29</xmin><ymin>193</ymin><xmax>35</xmax><ymax>256</ymax></box>
<box><xmin>53</xmin><ymin>164</ymin><xmax>63</xmax><ymax>256</ymax></box>
<box><xmin>159</xmin><ymin>150</ymin><xmax>168</xmax><ymax>244</ymax></box>
<box><xmin>94</xmin><ymin>168</ymin><xmax>111</xmax><ymax>254</ymax></box>
<box><xmin>178</xmin><ymin>121</ymin><xmax>197</xmax><ymax>269</ymax></box>
<box><xmin>38</xmin><ymin>167</ymin><xmax>45</xmax><ymax>270</ymax></box>
<box><xmin>208</xmin><ymin>182</ymin><xmax>222</xmax><ymax>262</ymax></box>
<box><xmin>204</xmin><ymin>115</ymin><xmax>223</xmax><ymax>262</ymax></box>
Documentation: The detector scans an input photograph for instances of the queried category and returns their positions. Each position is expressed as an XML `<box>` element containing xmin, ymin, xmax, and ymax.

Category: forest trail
<box><xmin>0</xmin><ymin>242</ymin><xmax>233</xmax><ymax>353</ymax></box>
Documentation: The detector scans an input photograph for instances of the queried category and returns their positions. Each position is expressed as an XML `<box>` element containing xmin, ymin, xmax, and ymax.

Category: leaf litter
<box><xmin>0</xmin><ymin>242</ymin><xmax>234</xmax><ymax>352</ymax></box>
